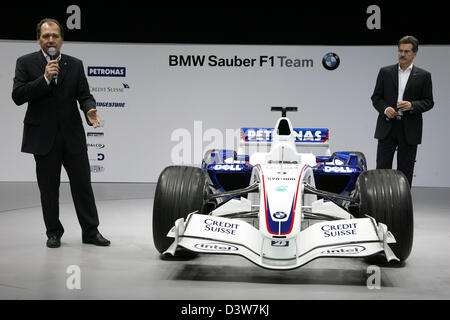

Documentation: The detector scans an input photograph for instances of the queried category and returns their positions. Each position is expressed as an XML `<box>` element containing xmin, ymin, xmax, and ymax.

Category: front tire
<box><xmin>152</xmin><ymin>166</ymin><xmax>208</xmax><ymax>254</ymax></box>
<box><xmin>356</xmin><ymin>169</ymin><xmax>413</xmax><ymax>261</ymax></box>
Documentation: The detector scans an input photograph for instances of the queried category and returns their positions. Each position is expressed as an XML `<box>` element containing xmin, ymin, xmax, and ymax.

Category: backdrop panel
<box><xmin>1</xmin><ymin>40</ymin><xmax>448</xmax><ymax>186</ymax></box>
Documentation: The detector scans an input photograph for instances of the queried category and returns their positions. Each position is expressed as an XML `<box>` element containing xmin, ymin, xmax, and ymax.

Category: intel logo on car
<box><xmin>194</xmin><ymin>243</ymin><xmax>239</xmax><ymax>252</ymax></box>
<box><xmin>321</xmin><ymin>245</ymin><xmax>366</xmax><ymax>255</ymax></box>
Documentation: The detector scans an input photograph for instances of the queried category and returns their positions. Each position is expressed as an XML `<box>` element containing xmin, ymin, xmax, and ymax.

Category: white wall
<box><xmin>1</xmin><ymin>40</ymin><xmax>449</xmax><ymax>186</ymax></box>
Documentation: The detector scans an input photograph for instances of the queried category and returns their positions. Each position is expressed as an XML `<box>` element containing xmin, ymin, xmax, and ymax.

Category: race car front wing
<box><xmin>164</xmin><ymin>213</ymin><xmax>398</xmax><ymax>270</ymax></box>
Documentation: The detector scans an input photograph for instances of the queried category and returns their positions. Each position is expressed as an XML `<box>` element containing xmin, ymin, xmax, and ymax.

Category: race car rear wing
<box><xmin>241</xmin><ymin>127</ymin><xmax>329</xmax><ymax>144</ymax></box>
<box><xmin>239</xmin><ymin>127</ymin><xmax>331</xmax><ymax>155</ymax></box>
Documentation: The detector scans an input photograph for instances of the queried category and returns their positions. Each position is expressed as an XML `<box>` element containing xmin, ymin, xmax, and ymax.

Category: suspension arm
<box><xmin>206</xmin><ymin>182</ymin><xmax>259</xmax><ymax>200</ymax></box>
<box><xmin>303</xmin><ymin>183</ymin><xmax>359</xmax><ymax>204</ymax></box>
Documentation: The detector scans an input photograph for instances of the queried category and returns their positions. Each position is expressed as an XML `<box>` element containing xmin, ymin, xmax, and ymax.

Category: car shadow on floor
<box><xmin>169</xmin><ymin>262</ymin><xmax>395</xmax><ymax>287</ymax></box>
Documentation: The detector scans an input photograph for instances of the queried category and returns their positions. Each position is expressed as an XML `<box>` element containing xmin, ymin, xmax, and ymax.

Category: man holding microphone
<box><xmin>12</xmin><ymin>18</ymin><xmax>110</xmax><ymax>248</ymax></box>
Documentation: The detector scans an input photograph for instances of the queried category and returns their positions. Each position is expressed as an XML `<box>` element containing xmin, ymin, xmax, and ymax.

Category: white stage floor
<box><xmin>0</xmin><ymin>182</ymin><xmax>449</xmax><ymax>300</ymax></box>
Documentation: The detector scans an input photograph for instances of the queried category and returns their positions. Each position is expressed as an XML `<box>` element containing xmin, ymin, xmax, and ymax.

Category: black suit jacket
<box><xmin>12</xmin><ymin>51</ymin><xmax>95</xmax><ymax>155</ymax></box>
<box><xmin>371</xmin><ymin>64</ymin><xmax>434</xmax><ymax>145</ymax></box>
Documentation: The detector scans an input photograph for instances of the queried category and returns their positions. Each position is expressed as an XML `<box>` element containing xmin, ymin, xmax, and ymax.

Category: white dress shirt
<box><xmin>398</xmin><ymin>63</ymin><xmax>413</xmax><ymax>101</ymax></box>
<box><xmin>397</xmin><ymin>63</ymin><xmax>413</xmax><ymax>116</ymax></box>
<box><xmin>384</xmin><ymin>63</ymin><xmax>414</xmax><ymax>117</ymax></box>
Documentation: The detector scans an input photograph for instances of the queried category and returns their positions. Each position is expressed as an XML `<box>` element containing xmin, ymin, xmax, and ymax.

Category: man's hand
<box><xmin>87</xmin><ymin>109</ymin><xmax>100</xmax><ymax>128</ymax></box>
<box><xmin>45</xmin><ymin>60</ymin><xmax>59</xmax><ymax>82</ymax></box>
<box><xmin>397</xmin><ymin>100</ymin><xmax>413</xmax><ymax>112</ymax></box>
<box><xmin>384</xmin><ymin>106</ymin><xmax>399</xmax><ymax>119</ymax></box>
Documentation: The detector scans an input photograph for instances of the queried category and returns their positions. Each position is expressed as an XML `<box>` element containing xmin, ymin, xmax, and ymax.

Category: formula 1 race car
<box><xmin>152</xmin><ymin>107</ymin><xmax>413</xmax><ymax>270</ymax></box>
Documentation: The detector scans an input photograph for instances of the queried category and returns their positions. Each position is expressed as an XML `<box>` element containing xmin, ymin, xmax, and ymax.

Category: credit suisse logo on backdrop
<box><xmin>88</xmin><ymin>66</ymin><xmax>126</xmax><ymax>77</ymax></box>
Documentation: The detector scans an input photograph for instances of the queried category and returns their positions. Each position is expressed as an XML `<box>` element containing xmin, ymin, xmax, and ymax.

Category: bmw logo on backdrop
<box><xmin>322</xmin><ymin>52</ymin><xmax>340</xmax><ymax>70</ymax></box>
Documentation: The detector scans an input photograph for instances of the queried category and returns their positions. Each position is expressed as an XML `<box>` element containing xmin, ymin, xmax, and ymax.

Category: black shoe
<box><xmin>82</xmin><ymin>233</ymin><xmax>111</xmax><ymax>246</ymax></box>
<box><xmin>46</xmin><ymin>235</ymin><xmax>61</xmax><ymax>248</ymax></box>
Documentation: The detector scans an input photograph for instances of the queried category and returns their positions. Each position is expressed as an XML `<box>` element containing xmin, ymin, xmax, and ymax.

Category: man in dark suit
<box><xmin>12</xmin><ymin>18</ymin><xmax>110</xmax><ymax>248</ymax></box>
<box><xmin>371</xmin><ymin>35</ymin><xmax>434</xmax><ymax>187</ymax></box>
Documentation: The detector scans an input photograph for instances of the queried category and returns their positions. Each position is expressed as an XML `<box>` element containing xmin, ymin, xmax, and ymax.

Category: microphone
<box><xmin>48</xmin><ymin>47</ymin><xmax>58</xmax><ymax>83</ymax></box>
<box><xmin>48</xmin><ymin>46</ymin><xmax>56</xmax><ymax>60</ymax></box>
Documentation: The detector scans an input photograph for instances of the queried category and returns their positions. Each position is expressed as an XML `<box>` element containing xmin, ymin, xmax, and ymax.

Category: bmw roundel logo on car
<box><xmin>322</xmin><ymin>52</ymin><xmax>340</xmax><ymax>70</ymax></box>
<box><xmin>273</xmin><ymin>211</ymin><xmax>287</xmax><ymax>220</ymax></box>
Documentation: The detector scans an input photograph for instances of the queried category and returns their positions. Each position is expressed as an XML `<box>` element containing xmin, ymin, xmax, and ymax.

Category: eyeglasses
<box><xmin>398</xmin><ymin>49</ymin><xmax>412</xmax><ymax>54</ymax></box>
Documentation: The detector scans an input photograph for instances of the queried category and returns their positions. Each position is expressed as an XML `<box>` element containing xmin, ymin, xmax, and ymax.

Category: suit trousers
<box><xmin>33</xmin><ymin>125</ymin><xmax>99</xmax><ymax>238</ymax></box>
<box><xmin>376</xmin><ymin>119</ymin><xmax>418</xmax><ymax>187</ymax></box>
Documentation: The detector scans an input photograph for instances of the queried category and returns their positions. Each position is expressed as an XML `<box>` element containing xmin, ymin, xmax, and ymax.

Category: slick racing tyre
<box><xmin>356</xmin><ymin>169</ymin><xmax>413</xmax><ymax>261</ymax></box>
<box><xmin>152</xmin><ymin>166</ymin><xmax>209</xmax><ymax>254</ymax></box>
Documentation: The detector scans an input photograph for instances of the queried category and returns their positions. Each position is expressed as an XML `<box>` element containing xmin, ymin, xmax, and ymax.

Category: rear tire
<box><xmin>356</xmin><ymin>169</ymin><xmax>413</xmax><ymax>261</ymax></box>
<box><xmin>152</xmin><ymin>166</ymin><xmax>208</xmax><ymax>254</ymax></box>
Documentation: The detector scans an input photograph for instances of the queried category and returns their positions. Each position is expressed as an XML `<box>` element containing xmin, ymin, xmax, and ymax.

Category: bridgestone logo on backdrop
<box><xmin>88</xmin><ymin>67</ymin><xmax>126</xmax><ymax>77</ymax></box>
<box><xmin>96</xmin><ymin>102</ymin><xmax>126</xmax><ymax>108</ymax></box>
